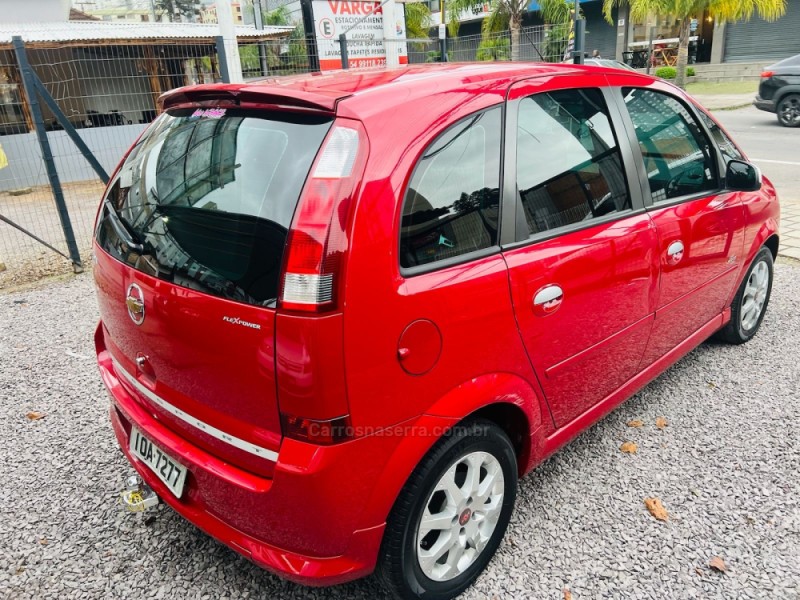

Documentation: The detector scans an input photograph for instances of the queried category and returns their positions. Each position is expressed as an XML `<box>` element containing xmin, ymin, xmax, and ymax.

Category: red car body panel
<box><xmin>93</xmin><ymin>63</ymin><xmax>780</xmax><ymax>587</ymax></box>
<box><xmin>94</xmin><ymin>250</ymin><xmax>282</xmax><ymax>479</ymax></box>
<box><xmin>503</xmin><ymin>212</ymin><xmax>659</xmax><ymax>427</ymax></box>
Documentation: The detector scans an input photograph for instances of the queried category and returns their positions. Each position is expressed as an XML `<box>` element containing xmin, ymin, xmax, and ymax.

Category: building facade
<box><xmin>200</xmin><ymin>2</ymin><xmax>248</xmax><ymax>24</ymax></box>
<box><xmin>428</xmin><ymin>0</ymin><xmax>800</xmax><ymax>65</ymax></box>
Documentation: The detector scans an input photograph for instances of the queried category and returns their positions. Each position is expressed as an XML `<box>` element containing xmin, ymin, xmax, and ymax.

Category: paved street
<box><xmin>711</xmin><ymin>105</ymin><xmax>800</xmax><ymax>260</ymax></box>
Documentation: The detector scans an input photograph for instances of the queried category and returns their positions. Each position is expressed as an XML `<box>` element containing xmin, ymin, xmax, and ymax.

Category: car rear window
<box><xmin>773</xmin><ymin>54</ymin><xmax>800</xmax><ymax>68</ymax></box>
<box><xmin>95</xmin><ymin>108</ymin><xmax>332</xmax><ymax>306</ymax></box>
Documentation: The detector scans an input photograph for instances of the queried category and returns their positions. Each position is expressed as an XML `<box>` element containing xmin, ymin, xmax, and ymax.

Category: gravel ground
<box><xmin>0</xmin><ymin>181</ymin><xmax>103</xmax><ymax>290</ymax></box>
<box><xmin>1</xmin><ymin>264</ymin><xmax>799</xmax><ymax>600</ymax></box>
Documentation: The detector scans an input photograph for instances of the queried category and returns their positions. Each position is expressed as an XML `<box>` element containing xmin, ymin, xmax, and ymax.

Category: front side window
<box><xmin>400</xmin><ymin>107</ymin><xmax>502</xmax><ymax>269</ymax></box>
<box><xmin>516</xmin><ymin>88</ymin><xmax>631</xmax><ymax>236</ymax></box>
<box><xmin>623</xmin><ymin>88</ymin><xmax>717</xmax><ymax>202</ymax></box>
<box><xmin>697</xmin><ymin>110</ymin><xmax>744</xmax><ymax>165</ymax></box>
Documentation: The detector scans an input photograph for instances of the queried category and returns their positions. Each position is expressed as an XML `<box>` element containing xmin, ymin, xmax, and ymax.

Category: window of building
<box><xmin>623</xmin><ymin>88</ymin><xmax>717</xmax><ymax>202</ymax></box>
<box><xmin>400</xmin><ymin>106</ymin><xmax>502</xmax><ymax>269</ymax></box>
<box><xmin>515</xmin><ymin>88</ymin><xmax>631</xmax><ymax>236</ymax></box>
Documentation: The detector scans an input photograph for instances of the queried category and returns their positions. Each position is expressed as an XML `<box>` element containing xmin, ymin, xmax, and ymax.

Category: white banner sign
<box><xmin>312</xmin><ymin>0</ymin><xmax>408</xmax><ymax>70</ymax></box>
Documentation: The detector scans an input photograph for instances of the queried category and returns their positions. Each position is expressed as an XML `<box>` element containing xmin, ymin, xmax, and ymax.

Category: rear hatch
<box><xmin>94</xmin><ymin>103</ymin><xmax>334</xmax><ymax>477</ymax></box>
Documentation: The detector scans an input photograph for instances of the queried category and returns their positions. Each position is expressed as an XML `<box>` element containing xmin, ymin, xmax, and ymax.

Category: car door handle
<box><xmin>533</xmin><ymin>285</ymin><xmax>563</xmax><ymax>316</ymax></box>
<box><xmin>666</xmin><ymin>240</ymin><xmax>684</xmax><ymax>264</ymax></box>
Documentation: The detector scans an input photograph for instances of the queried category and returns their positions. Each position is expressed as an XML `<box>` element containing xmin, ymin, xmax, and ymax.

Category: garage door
<box><xmin>725</xmin><ymin>0</ymin><xmax>800</xmax><ymax>63</ymax></box>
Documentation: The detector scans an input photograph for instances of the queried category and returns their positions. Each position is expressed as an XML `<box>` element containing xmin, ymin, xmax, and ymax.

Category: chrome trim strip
<box><xmin>111</xmin><ymin>358</ymin><xmax>279</xmax><ymax>463</ymax></box>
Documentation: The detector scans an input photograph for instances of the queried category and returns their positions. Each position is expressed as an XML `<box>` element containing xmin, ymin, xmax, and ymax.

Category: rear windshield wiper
<box><xmin>103</xmin><ymin>199</ymin><xmax>146</xmax><ymax>254</ymax></box>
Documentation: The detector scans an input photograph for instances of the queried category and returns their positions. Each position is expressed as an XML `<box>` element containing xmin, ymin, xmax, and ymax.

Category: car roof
<box><xmin>162</xmin><ymin>63</ymin><xmax>657</xmax><ymax>117</ymax></box>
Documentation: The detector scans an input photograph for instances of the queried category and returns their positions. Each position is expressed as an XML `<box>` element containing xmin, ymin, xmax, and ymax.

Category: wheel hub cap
<box><xmin>780</xmin><ymin>98</ymin><xmax>800</xmax><ymax>125</ymax></box>
<box><xmin>740</xmin><ymin>260</ymin><xmax>769</xmax><ymax>331</ymax></box>
<box><xmin>416</xmin><ymin>451</ymin><xmax>505</xmax><ymax>582</ymax></box>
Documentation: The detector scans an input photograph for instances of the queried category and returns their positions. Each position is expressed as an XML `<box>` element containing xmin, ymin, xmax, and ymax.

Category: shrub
<box><xmin>687</xmin><ymin>66</ymin><xmax>696</xmax><ymax>77</ymax></box>
<box><xmin>655</xmin><ymin>66</ymin><xmax>677</xmax><ymax>79</ymax></box>
<box><xmin>476</xmin><ymin>37</ymin><xmax>510</xmax><ymax>61</ymax></box>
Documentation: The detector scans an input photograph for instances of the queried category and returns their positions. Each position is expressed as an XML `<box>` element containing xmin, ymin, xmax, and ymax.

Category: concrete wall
<box><xmin>0</xmin><ymin>123</ymin><xmax>147</xmax><ymax>192</ymax></box>
<box><xmin>689</xmin><ymin>61</ymin><xmax>772</xmax><ymax>82</ymax></box>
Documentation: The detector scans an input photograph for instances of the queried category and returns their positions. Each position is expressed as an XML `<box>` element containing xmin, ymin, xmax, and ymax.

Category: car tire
<box><xmin>376</xmin><ymin>419</ymin><xmax>517</xmax><ymax>600</ymax></box>
<box><xmin>715</xmin><ymin>246</ymin><xmax>774</xmax><ymax>344</ymax></box>
<box><xmin>777</xmin><ymin>94</ymin><xmax>800</xmax><ymax>127</ymax></box>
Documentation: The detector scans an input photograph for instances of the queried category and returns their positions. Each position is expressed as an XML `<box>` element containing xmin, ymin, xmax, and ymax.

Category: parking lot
<box><xmin>1</xmin><ymin>104</ymin><xmax>799</xmax><ymax>600</ymax></box>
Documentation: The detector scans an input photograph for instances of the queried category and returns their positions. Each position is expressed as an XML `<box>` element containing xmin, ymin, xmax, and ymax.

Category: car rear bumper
<box><xmin>98</xmin><ymin>347</ymin><xmax>386</xmax><ymax>586</ymax></box>
<box><xmin>754</xmin><ymin>96</ymin><xmax>776</xmax><ymax>113</ymax></box>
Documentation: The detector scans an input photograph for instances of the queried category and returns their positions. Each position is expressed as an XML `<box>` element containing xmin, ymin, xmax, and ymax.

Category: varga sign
<box><xmin>326</xmin><ymin>0</ymin><xmax>383</xmax><ymax>14</ymax></box>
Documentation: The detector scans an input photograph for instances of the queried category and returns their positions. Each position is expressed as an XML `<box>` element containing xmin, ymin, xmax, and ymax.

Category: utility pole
<box><xmin>382</xmin><ymin>0</ymin><xmax>400</xmax><ymax>67</ymax></box>
<box><xmin>572</xmin><ymin>0</ymin><xmax>585</xmax><ymax>64</ymax></box>
<box><xmin>216</xmin><ymin>0</ymin><xmax>244</xmax><ymax>82</ymax></box>
<box><xmin>253</xmin><ymin>0</ymin><xmax>264</xmax><ymax>28</ymax></box>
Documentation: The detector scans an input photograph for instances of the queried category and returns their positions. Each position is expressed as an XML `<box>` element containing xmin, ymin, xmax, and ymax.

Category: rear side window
<box><xmin>95</xmin><ymin>108</ymin><xmax>332</xmax><ymax>306</ymax></box>
<box><xmin>400</xmin><ymin>107</ymin><xmax>502</xmax><ymax>270</ymax></box>
<box><xmin>622</xmin><ymin>88</ymin><xmax>717</xmax><ymax>202</ymax></box>
<box><xmin>515</xmin><ymin>88</ymin><xmax>631</xmax><ymax>236</ymax></box>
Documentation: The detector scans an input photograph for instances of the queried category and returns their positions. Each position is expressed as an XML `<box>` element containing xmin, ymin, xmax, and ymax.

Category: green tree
<box><xmin>153</xmin><ymin>0</ymin><xmax>198</xmax><ymax>22</ymax></box>
<box><xmin>447</xmin><ymin>0</ymin><xmax>575</xmax><ymax>62</ymax></box>
<box><xmin>537</xmin><ymin>0</ymin><xmax>576</xmax><ymax>61</ymax></box>
<box><xmin>602</xmin><ymin>0</ymin><xmax>786</xmax><ymax>88</ymax></box>
<box><xmin>263</xmin><ymin>5</ymin><xmax>292</xmax><ymax>26</ymax></box>
<box><xmin>445</xmin><ymin>0</ymin><xmax>525</xmax><ymax>60</ymax></box>
<box><xmin>476</xmin><ymin>36</ymin><xmax>511</xmax><ymax>60</ymax></box>
<box><xmin>259</xmin><ymin>8</ymin><xmax>310</xmax><ymax>72</ymax></box>
<box><xmin>405</xmin><ymin>2</ymin><xmax>434</xmax><ymax>40</ymax></box>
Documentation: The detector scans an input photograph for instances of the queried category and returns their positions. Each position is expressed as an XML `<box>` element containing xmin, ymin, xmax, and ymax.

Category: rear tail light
<box><xmin>279</xmin><ymin>120</ymin><xmax>368</xmax><ymax>312</ymax></box>
<box><xmin>761</xmin><ymin>70</ymin><xmax>774</xmax><ymax>78</ymax></box>
<box><xmin>276</xmin><ymin>120</ymin><xmax>367</xmax><ymax>445</ymax></box>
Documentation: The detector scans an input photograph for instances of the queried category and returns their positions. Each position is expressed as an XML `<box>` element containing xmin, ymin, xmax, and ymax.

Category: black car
<box><xmin>754</xmin><ymin>54</ymin><xmax>800</xmax><ymax>127</ymax></box>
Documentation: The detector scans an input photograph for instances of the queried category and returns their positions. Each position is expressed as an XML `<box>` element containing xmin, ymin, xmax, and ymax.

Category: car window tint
<box><xmin>400</xmin><ymin>107</ymin><xmax>501</xmax><ymax>269</ymax></box>
<box><xmin>698</xmin><ymin>110</ymin><xmax>744</xmax><ymax>165</ymax></box>
<box><xmin>516</xmin><ymin>88</ymin><xmax>631</xmax><ymax>236</ymax></box>
<box><xmin>623</xmin><ymin>88</ymin><xmax>717</xmax><ymax>202</ymax></box>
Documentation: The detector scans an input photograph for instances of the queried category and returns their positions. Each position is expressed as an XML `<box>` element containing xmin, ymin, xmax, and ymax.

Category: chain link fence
<box><xmin>1</xmin><ymin>22</ymin><xmax>574</xmax><ymax>288</ymax></box>
<box><xmin>1</xmin><ymin>34</ymin><xmax>245</xmax><ymax>287</ymax></box>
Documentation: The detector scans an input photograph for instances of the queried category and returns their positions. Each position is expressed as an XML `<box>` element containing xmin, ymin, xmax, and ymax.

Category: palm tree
<box><xmin>446</xmin><ymin>0</ymin><xmax>574</xmax><ymax>62</ymax></box>
<box><xmin>446</xmin><ymin>0</ymin><xmax>526</xmax><ymax>61</ymax></box>
<box><xmin>538</xmin><ymin>0</ymin><xmax>575</xmax><ymax>61</ymax></box>
<box><xmin>405</xmin><ymin>2</ymin><xmax>434</xmax><ymax>40</ymax></box>
<box><xmin>602</xmin><ymin>0</ymin><xmax>786</xmax><ymax>89</ymax></box>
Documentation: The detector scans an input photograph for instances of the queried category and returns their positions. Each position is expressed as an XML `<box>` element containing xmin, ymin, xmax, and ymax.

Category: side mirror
<box><xmin>725</xmin><ymin>159</ymin><xmax>762</xmax><ymax>192</ymax></box>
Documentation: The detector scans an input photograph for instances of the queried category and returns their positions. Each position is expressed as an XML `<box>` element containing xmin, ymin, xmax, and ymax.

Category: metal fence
<box><xmin>0</xmin><ymin>37</ymin><xmax>230</xmax><ymax>285</ymax></box>
<box><xmin>0</xmin><ymin>23</ymin><xmax>573</xmax><ymax>287</ymax></box>
<box><xmin>337</xmin><ymin>25</ymin><xmax>571</xmax><ymax>68</ymax></box>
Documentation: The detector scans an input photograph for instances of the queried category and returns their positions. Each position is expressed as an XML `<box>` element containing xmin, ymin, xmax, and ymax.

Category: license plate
<box><xmin>129</xmin><ymin>427</ymin><xmax>187</xmax><ymax>498</ymax></box>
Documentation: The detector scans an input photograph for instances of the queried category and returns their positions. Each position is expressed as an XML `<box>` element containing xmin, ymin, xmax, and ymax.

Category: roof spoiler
<box><xmin>159</xmin><ymin>83</ymin><xmax>350</xmax><ymax>113</ymax></box>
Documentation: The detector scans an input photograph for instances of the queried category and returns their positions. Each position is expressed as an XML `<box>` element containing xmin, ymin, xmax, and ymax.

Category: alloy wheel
<box><xmin>779</xmin><ymin>96</ymin><xmax>800</xmax><ymax>127</ymax></box>
<box><xmin>416</xmin><ymin>451</ymin><xmax>505</xmax><ymax>582</ymax></box>
<box><xmin>741</xmin><ymin>260</ymin><xmax>770</xmax><ymax>331</ymax></box>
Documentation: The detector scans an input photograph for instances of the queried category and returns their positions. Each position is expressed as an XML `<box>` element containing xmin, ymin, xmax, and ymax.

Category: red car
<box><xmin>93</xmin><ymin>63</ymin><xmax>779</xmax><ymax>600</ymax></box>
